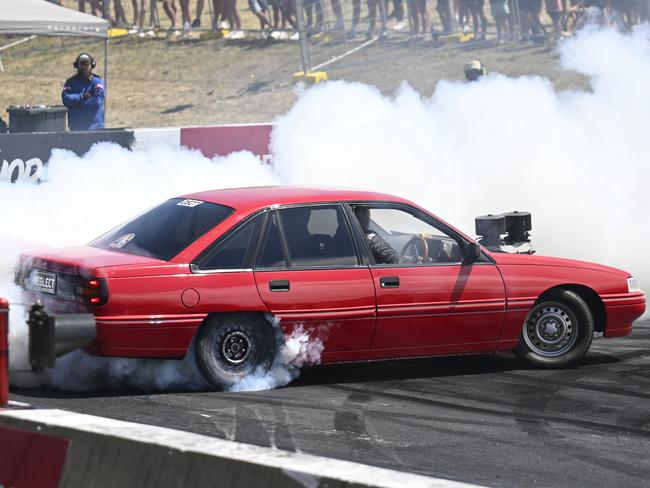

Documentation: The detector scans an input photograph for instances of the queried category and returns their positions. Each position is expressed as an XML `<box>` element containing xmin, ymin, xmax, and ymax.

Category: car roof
<box><xmin>181</xmin><ymin>186</ymin><xmax>412</xmax><ymax>214</ymax></box>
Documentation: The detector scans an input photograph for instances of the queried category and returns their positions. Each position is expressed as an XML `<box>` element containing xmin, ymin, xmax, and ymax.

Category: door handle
<box><xmin>269</xmin><ymin>280</ymin><xmax>290</xmax><ymax>292</ymax></box>
<box><xmin>380</xmin><ymin>276</ymin><xmax>400</xmax><ymax>288</ymax></box>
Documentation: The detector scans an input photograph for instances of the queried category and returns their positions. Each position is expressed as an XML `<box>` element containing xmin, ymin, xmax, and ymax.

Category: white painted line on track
<box><xmin>0</xmin><ymin>408</ymin><xmax>487</xmax><ymax>488</ymax></box>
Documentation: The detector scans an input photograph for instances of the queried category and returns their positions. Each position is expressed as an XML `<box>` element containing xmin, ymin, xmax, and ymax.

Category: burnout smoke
<box><xmin>271</xmin><ymin>26</ymin><xmax>650</xmax><ymax>294</ymax></box>
<box><xmin>228</xmin><ymin>320</ymin><xmax>325</xmax><ymax>392</ymax></box>
<box><xmin>0</xmin><ymin>26</ymin><xmax>648</xmax><ymax>392</ymax></box>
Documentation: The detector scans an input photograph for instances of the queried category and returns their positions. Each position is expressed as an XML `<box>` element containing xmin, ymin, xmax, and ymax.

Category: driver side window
<box><xmin>353</xmin><ymin>206</ymin><xmax>462</xmax><ymax>265</ymax></box>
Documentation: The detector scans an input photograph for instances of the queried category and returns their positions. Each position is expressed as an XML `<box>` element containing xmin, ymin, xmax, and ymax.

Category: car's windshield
<box><xmin>90</xmin><ymin>198</ymin><xmax>233</xmax><ymax>261</ymax></box>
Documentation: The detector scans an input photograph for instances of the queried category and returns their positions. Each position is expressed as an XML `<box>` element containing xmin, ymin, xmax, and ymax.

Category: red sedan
<box><xmin>17</xmin><ymin>186</ymin><xmax>646</xmax><ymax>388</ymax></box>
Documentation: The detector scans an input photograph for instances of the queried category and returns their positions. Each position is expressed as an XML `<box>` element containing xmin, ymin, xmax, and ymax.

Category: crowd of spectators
<box><xmin>58</xmin><ymin>0</ymin><xmax>650</xmax><ymax>42</ymax></box>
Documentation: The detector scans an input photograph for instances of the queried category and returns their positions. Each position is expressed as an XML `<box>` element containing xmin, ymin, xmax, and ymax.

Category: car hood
<box><xmin>489</xmin><ymin>252</ymin><xmax>630</xmax><ymax>277</ymax></box>
<box><xmin>20</xmin><ymin>246</ymin><xmax>186</xmax><ymax>277</ymax></box>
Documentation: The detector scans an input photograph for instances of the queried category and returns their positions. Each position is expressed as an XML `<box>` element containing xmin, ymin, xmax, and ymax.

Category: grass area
<box><xmin>0</xmin><ymin>2</ymin><xmax>587</xmax><ymax>128</ymax></box>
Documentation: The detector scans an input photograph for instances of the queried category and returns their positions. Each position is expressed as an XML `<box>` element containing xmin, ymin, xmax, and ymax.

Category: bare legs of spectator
<box><xmin>193</xmin><ymin>0</ymin><xmax>205</xmax><ymax>27</ymax></box>
<box><xmin>163</xmin><ymin>0</ymin><xmax>179</xmax><ymax>30</ymax></box>
<box><xmin>223</xmin><ymin>0</ymin><xmax>245</xmax><ymax>36</ymax></box>
<box><xmin>135</xmin><ymin>0</ymin><xmax>149</xmax><ymax>33</ymax></box>
<box><xmin>179</xmin><ymin>0</ymin><xmax>192</xmax><ymax>35</ymax></box>
<box><xmin>249</xmin><ymin>0</ymin><xmax>272</xmax><ymax>29</ymax></box>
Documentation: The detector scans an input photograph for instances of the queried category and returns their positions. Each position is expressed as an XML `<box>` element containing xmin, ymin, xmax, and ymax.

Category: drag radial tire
<box><xmin>195</xmin><ymin>313</ymin><xmax>276</xmax><ymax>389</ymax></box>
<box><xmin>516</xmin><ymin>289</ymin><xmax>594</xmax><ymax>368</ymax></box>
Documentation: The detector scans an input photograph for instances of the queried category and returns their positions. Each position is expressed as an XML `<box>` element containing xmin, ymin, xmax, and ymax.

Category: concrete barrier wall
<box><xmin>0</xmin><ymin>123</ymin><xmax>274</xmax><ymax>183</ymax></box>
<box><xmin>0</xmin><ymin>408</ymin><xmax>482</xmax><ymax>488</ymax></box>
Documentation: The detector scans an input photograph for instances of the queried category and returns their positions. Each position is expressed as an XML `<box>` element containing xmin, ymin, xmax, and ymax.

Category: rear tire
<box><xmin>516</xmin><ymin>289</ymin><xmax>594</xmax><ymax>368</ymax></box>
<box><xmin>195</xmin><ymin>313</ymin><xmax>276</xmax><ymax>388</ymax></box>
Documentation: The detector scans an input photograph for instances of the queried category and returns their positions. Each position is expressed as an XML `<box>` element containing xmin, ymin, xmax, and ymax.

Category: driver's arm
<box><xmin>368</xmin><ymin>233</ymin><xmax>400</xmax><ymax>264</ymax></box>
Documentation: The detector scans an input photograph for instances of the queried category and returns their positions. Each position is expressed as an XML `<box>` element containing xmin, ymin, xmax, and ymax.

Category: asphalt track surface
<box><xmin>12</xmin><ymin>320</ymin><xmax>650</xmax><ymax>488</ymax></box>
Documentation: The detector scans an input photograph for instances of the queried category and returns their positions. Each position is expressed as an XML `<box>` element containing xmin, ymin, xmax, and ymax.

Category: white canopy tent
<box><xmin>0</xmin><ymin>0</ymin><xmax>109</xmax><ymax>38</ymax></box>
<box><xmin>0</xmin><ymin>0</ymin><xmax>111</xmax><ymax>99</ymax></box>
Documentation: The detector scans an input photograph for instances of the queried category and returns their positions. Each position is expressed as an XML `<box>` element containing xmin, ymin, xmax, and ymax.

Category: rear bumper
<box><xmin>602</xmin><ymin>292</ymin><xmax>646</xmax><ymax>338</ymax></box>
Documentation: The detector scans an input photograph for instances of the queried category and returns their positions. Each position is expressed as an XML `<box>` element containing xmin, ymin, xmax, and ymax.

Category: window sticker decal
<box><xmin>110</xmin><ymin>233</ymin><xmax>135</xmax><ymax>249</ymax></box>
<box><xmin>177</xmin><ymin>199</ymin><xmax>204</xmax><ymax>208</ymax></box>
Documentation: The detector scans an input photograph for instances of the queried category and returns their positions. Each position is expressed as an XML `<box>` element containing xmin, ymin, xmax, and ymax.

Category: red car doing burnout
<box><xmin>17</xmin><ymin>187</ymin><xmax>646</xmax><ymax>388</ymax></box>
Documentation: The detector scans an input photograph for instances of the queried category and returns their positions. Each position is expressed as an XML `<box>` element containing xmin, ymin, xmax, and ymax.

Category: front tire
<box><xmin>516</xmin><ymin>289</ymin><xmax>594</xmax><ymax>368</ymax></box>
<box><xmin>195</xmin><ymin>313</ymin><xmax>276</xmax><ymax>388</ymax></box>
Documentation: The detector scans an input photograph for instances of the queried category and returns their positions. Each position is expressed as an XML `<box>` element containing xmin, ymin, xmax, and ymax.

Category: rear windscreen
<box><xmin>90</xmin><ymin>198</ymin><xmax>233</xmax><ymax>261</ymax></box>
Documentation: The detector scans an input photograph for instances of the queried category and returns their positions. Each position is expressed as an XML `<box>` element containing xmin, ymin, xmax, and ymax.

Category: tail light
<box><xmin>76</xmin><ymin>277</ymin><xmax>108</xmax><ymax>306</ymax></box>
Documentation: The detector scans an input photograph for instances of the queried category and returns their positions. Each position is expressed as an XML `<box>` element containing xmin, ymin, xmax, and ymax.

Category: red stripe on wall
<box><xmin>0</xmin><ymin>425</ymin><xmax>69</xmax><ymax>488</ymax></box>
<box><xmin>180</xmin><ymin>124</ymin><xmax>273</xmax><ymax>161</ymax></box>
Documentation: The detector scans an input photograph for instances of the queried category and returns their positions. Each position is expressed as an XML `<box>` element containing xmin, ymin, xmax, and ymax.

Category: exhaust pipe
<box><xmin>27</xmin><ymin>302</ymin><xmax>96</xmax><ymax>373</ymax></box>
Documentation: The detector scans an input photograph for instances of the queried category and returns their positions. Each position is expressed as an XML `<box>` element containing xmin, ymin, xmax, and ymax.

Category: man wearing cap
<box><xmin>62</xmin><ymin>53</ymin><xmax>105</xmax><ymax>131</ymax></box>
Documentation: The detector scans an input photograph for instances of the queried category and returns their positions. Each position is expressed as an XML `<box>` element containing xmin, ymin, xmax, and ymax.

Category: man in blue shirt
<box><xmin>62</xmin><ymin>53</ymin><xmax>105</xmax><ymax>131</ymax></box>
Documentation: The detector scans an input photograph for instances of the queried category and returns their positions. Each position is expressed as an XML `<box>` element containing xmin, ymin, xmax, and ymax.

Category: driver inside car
<box><xmin>354</xmin><ymin>207</ymin><xmax>400</xmax><ymax>264</ymax></box>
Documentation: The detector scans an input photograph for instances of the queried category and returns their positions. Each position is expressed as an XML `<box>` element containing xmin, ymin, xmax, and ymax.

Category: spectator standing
<box><xmin>544</xmin><ymin>0</ymin><xmax>563</xmax><ymax>37</ymax></box>
<box><xmin>350</xmin><ymin>0</ymin><xmax>378</xmax><ymax>38</ymax></box>
<box><xmin>249</xmin><ymin>0</ymin><xmax>272</xmax><ymax>30</ymax></box>
<box><xmin>223</xmin><ymin>0</ymin><xmax>246</xmax><ymax>38</ymax></box>
<box><xmin>178</xmin><ymin>0</ymin><xmax>192</xmax><ymax>36</ymax></box>
<box><xmin>304</xmin><ymin>0</ymin><xmax>324</xmax><ymax>33</ymax></box>
<box><xmin>408</xmin><ymin>0</ymin><xmax>430</xmax><ymax>38</ymax></box>
<box><xmin>161</xmin><ymin>0</ymin><xmax>179</xmax><ymax>32</ymax></box>
<box><xmin>437</xmin><ymin>0</ymin><xmax>453</xmax><ymax>33</ymax></box>
<box><xmin>62</xmin><ymin>53</ymin><xmax>105</xmax><ymax>131</ymax></box>
<box><xmin>490</xmin><ymin>0</ymin><xmax>511</xmax><ymax>41</ymax></box>
<box><xmin>193</xmin><ymin>0</ymin><xmax>206</xmax><ymax>27</ymax></box>
<box><xmin>113</xmin><ymin>0</ymin><xmax>129</xmax><ymax>26</ymax></box>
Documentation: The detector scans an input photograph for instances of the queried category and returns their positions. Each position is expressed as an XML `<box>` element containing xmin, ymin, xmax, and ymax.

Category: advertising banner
<box><xmin>0</xmin><ymin>130</ymin><xmax>135</xmax><ymax>183</ymax></box>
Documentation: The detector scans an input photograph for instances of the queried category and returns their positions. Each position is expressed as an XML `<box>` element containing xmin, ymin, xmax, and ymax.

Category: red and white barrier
<box><xmin>133</xmin><ymin>123</ymin><xmax>274</xmax><ymax>165</ymax></box>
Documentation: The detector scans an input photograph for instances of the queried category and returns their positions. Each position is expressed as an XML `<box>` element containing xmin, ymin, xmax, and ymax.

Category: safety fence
<box><xmin>56</xmin><ymin>0</ymin><xmax>650</xmax><ymax>85</ymax></box>
<box><xmin>0</xmin><ymin>123</ymin><xmax>273</xmax><ymax>184</ymax></box>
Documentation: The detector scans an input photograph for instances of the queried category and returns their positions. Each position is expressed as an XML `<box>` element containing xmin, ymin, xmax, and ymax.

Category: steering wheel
<box><xmin>400</xmin><ymin>235</ymin><xmax>429</xmax><ymax>264</ymax></box>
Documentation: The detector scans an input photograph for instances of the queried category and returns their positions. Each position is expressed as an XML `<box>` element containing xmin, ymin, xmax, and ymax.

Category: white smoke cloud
<box><xmin>271</xmin><ymin>26</ymin><xmax>650</xmax><ymax>291</ymax></box>
<box><xmin>228</xmin><ymin>322</ymin><xmax>324</xmax><ymax>392</ymax></box>
<box><xmin>1</xmin><ymin>26</ymin><xmax>648</xmax><ymax>393</ymax></box>
<box><xmin>3</xmin><ymin>144</ymin><xmax>276</xmax><ymax>376</ymax></box>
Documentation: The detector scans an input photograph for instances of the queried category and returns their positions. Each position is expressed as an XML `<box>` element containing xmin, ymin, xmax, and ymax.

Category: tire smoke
<box><xmin>1</xmin><ymin>26</ymin><xmax>648</xmax><ymax>393</ymax></box>
<box><xmin>271</xmin><ymin>26</ymin><xmax>650</xmax><ymax>294</ymax></box>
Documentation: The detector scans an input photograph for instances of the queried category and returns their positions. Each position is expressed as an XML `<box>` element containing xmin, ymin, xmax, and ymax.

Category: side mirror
<box><xmin>465</xmin><ymin>241</ymin><xmax>481</xmax><ymax>262</ymax></box>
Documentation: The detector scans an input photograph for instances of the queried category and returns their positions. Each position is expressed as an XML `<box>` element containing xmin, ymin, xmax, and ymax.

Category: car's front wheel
<box><xmin>195</xmin><ymin>313</ymin><xmax>276</xmax><ymax>388</ymax></box>
<box><xmin>516</xmin><ymin>289</ymin><xmax>594</xmax><ymax>368</ymax></box>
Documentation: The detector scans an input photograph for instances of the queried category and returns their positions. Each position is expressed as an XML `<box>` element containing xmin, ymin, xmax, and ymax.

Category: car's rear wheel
<box><xmin>516</xmin><ymin>289</ymin><xmax>594</xmax><ymax>368</ymax></box>
<box><xmin>195</xmin><ymin>313</ymin><xmax>276</xmax><ymax>388</ymax></box>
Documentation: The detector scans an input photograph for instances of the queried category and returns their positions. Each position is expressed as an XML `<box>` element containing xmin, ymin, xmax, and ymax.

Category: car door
<box><xmin>253</xmin><ymin>204</ymin><xmax>376</xmax><ymax>353</ymax></box>
<box><xmin>350</xmin><ymin>204</ymin><xmax>506</xmax><ymax>354</ymax></box>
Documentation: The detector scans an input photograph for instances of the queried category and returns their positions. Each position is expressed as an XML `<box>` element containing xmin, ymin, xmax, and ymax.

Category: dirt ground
<box><xmin>0</xmin><ymin>1</ymin><xmax>589</xmax><ymax>128</ymax></box>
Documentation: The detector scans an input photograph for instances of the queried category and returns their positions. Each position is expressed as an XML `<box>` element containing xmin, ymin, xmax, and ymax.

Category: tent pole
<box><xmin>104</xmin><ymin>38</ymin><xmax>109</xmax><ymax>122</ymax></box>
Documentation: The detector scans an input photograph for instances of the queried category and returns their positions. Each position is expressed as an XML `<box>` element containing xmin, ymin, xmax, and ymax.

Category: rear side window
<box><xmin>279</xmin><ymin>205</ymin><xmax>357</xmax><ymax>267</ymax></box>
<box><xmin>91</xmin><ymin>199</ymin><xmax>233</xmax><ymax>261</ymax></box>
<box><xmin>196</xmin><ymin>213</ymin><xmax>265</xmax><ymax>270</ymax></box>
<box><xmin>257</xmin><ymin>213</ymin><xmax>287</xmax><ymax>269</ymax></box>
